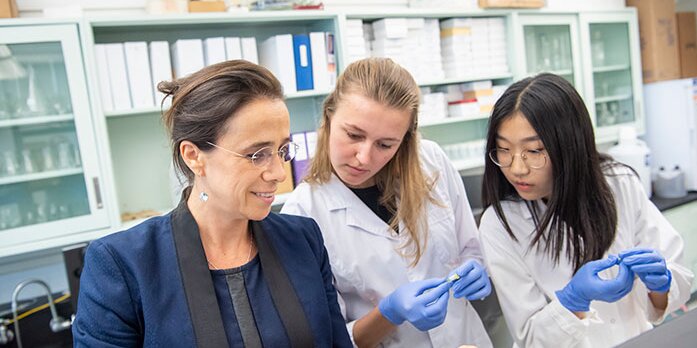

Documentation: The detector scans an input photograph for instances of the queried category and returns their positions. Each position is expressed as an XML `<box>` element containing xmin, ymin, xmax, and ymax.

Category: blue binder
<box><xmin>292</xmin><ymin>34</ymin><xmax>314</xmax><ymax>91</ymax></box>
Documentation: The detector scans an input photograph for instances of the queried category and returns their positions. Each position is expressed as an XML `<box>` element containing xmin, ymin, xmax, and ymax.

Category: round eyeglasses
<box><xmin>488</xmin><ymin>148</ymin><xmax>547</xmax><ymax>169</ymax></box>
<box><xmin>206</xmin><ymin>141</ymin><xmax>300</xmax><ymax>167</ymax></box>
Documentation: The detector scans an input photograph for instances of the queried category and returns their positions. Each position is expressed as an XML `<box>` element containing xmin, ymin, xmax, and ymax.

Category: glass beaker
<box><xmin>592</xmin><ymin>30</ymin><xmax>605</xmax><ymax>66</ymax></box>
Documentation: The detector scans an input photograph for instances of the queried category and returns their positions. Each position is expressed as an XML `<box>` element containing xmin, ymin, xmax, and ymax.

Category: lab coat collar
<box><xmin>520</xmin><ymin>199</ymin><xmax>547</xmax><ymax>221</ymax></box>
<box><xmin>324</xmin><ymin>174</ymin><xmax>399</xmax><ymax>240</ymax></box>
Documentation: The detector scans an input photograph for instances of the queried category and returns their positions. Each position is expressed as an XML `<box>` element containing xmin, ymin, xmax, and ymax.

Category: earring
<box><xmin>199</xmin><ymin>191</ymin><xmax>209</xmax><ymax>202</ymax></box>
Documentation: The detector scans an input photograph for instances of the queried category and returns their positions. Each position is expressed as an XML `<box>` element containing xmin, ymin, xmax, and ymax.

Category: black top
<box><xmin>350</xmin><ymin>185</ymin><xmax>395</xmax><ymax>227</ymax></box>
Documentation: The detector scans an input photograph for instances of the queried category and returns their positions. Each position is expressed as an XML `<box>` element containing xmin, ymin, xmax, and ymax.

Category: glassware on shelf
<box><xmin>597</xmin><ymin>102</ymin><xmax>610</xmax><ymax>126</ymax></box>
<box><xmin>0</xmin><ymin>90</ymin><xmax>11</xmax><ymax>120</ymax></box>
<box><xmin>538</xmin><ymin>33</ymin><xmax>552</xmax><ymax>71</ymax></box>
<box><xmin>609</xmin><ymin>102</ymin><xmax>620</xmax><ymax>125</ymax></box>
<box><xmin>41</xmin><ymin>146</ymin><xmax>55</xmax><ymax>171</ymax></box>
<box><xmin>551</xmin><ymin>35</ymin><xmax>563</xmax><ymax>70</ymax></box>
<box><xmin>2</xmin><ymin>151</ymin><xmax>19</xmax><ymax>176</ymax></box>
<box><xmin>21</xmin><ymin>149</ymin><xmax>36</xmax><ymax>174</ymax></box>
<box><xmin>47</xmin><ymin>61</ymin><xmax>71</xmax><ymax>115</ymax></box>
<box><xmin>0</xmin><ymin>204</ymin><xmax>22</xmax><ymax>230</ymax></box>
<box><xmin>592</xmin><ymin>30</ymin><xmax>605</xmax><ymax>66</ymax></box>
<box><xmin>57</xmin><ymin>141</ymin><xmax>74</xmax><ymax>168</ymax></box>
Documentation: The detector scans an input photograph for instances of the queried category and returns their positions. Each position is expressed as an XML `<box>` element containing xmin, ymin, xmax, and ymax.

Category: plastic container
<box><xmin>655</xmin><ymin>165</ymin><xmax>687</xmax><ymax>199</ymax></box>
<box><xmin>607</xmin><ymin>127</ymin><xmax>652</xmax><ymax>197</ymax></box>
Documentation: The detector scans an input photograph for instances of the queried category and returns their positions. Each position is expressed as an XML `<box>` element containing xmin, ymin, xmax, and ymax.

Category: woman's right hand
<box><xmin>555</xmin><ymin>255</ymin><xmax>635</xmax><ymax>313</ymax></box>
<box><xmin>378</xmin><ymin>278</ymin><xmax>452</xmax><ymax>331</ymax></box>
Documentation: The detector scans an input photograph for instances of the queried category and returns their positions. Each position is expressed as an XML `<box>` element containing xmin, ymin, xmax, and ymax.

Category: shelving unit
<box><xmin>0</xmin><ymin>23</ymin><xmax>110</xmax><ymax>258</ymax></box>
<box><xmin>0</xmin><ymin>168</ymin><xmax>84</xmax><ymax>186</ymax></box>
<box><xmin>420</xmin><ymin>113</ymin><xmax>490</xmax><ymax>127</ymax></box>
<box><xmin>0</xmin><ymin>114</ymin><xmax>74</xmax><ymax>128</ymax></box>
<box><xmin>0</xmin><ymin>7</ymin><xmax>645</xmax><ymax>258</ymax></box>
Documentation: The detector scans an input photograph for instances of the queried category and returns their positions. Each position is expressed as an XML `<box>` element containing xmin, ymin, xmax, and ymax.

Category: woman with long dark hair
<box><xmin>479</xmin><ymin>73</ymin><xmax>693</xmax><ymax>347</ymax></box>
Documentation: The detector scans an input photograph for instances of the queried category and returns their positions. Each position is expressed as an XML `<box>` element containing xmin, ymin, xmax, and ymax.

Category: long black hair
<box><xmin>482</xmin><ymin>73</ymin><xmax>617</xmax><ymax>271</ymax></box>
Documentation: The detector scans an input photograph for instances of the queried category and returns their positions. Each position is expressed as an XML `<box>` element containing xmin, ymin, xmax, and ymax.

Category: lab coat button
<box><xmin>610</xmin><ymin>319</ymin><xmax>616</xmax><ymax>324</ymax></box>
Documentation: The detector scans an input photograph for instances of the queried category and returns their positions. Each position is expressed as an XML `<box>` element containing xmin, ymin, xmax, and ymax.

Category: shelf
<box><xmin>530</xmin><ymin>68</ymin><xmax>573</xmax><ymax>76</ymax></box>
<box><xmin>0</xmin><ymin>114</ymin><xmax>74</xmax><ymax>128</ymax></box>
<box><xmin>595</xmin><ymin>94</ymin><xmax>632</xmax><ymax>103</ymax></box>
<box><xmin>104</xmin><ymin>107</ymin><xmax>163</xmax><ymax>118</ymax></box>
<box><xmin>104</xmin><ymin>90</ymin><xmax>329</xmax><ymax>118</ymax></box>
<box><xmin>593</xmin><ymin>64</ymin><xmax>630</xmax><ymax>73</ymax></box>
<box><xmin>417</xmin><ymin>72</ymin><xmax>513</xmax><ymax>87</ymax></box>
<box><xmin>420</xmin><ymin>113</ymin><xmax>489</xmax><ymax>127</ymax></box>
<box><xmin>88</xmin><ymin>11</ymin><xmax>335</xmax><ymax>27</ymax></box>
<box><xmin>0</xmin><ymin>167</ymin><xmax>83</xmax><ymax>186</ymax></box>
<box><xmin>450</xmin><ymin>157</ymin><xmax>486</xmax><ymax>171</ymax></box>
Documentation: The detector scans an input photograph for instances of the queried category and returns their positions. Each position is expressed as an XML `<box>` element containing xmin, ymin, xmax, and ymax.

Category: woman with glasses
<box><xmin>73</xmin><ymin>60</ymin><xmax>352</xmax><ymax>347</ymax></box>
<box><xmin>281</xmin><ymin>58</ymin><xmax>492</xmax><ymax>348</ymax></box>
<box><xmin>479</xmin><ymin>73</ymin><xmax>693</xmax><ymax>347</ymax></box>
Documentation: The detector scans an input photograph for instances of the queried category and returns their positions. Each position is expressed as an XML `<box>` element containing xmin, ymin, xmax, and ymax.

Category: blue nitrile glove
<box><xmin>619</xmin><ymin>247</ymin><xmax>672</xmax><ymax>293</ymax></box>
<box><xmin>555</xmin><ymin>255</ymin><xmax>635</xmax><ymax>312</ymax></box>
<box><xmin>378</xmin><ymin>278</ymin><xmax>452</xmax><ymax>331</ymax></box>
<box><xmin>447</xmin><ymin>259</ymin><xmax>492</xmax><ymax>301</ymax></box>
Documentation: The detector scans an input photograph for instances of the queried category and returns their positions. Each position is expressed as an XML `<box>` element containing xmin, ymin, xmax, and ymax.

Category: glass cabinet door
<box><xmin>515</xmin><ymin>15</ymin><xmax>583</xmax><ymax>93</ymax></box>
<box><xmin>0</xmin><ymin>25</ymin><xmax>108</xmax><ymax>251</ymax></box>
<box><xmin>580</xmin><ymin>12</ymin><xmax>644</xmax><ymax>142</ymax></box>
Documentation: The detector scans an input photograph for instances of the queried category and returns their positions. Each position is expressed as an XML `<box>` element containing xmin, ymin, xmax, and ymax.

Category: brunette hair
<box><xmin>482</xmin><ymin>73</ymin><xmax>617</xmax><ymax>271</ymax></box>
<box><xmin>158</xmin><ymin>60</ymin><xmax>284</xmax><ymax>185</ymax></box>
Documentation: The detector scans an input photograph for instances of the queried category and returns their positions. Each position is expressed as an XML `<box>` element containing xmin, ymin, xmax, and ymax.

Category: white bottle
<box><xmin>607</xmin><ymin>126</ymin><xmax>652</xmax><ymax>197</ymax></box>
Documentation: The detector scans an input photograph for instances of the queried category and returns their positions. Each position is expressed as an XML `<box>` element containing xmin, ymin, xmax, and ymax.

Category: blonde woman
<box><xmin>281</xmin><ymin>58</ymin><xmax>492</xmax><ymax>347</ymax></box>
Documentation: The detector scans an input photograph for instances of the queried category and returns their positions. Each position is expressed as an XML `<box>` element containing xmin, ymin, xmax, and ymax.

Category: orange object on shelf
<box><xmin>188</xmin><ymin>0</ymin><xmax>226</xmax><ymax>13</ymax></box>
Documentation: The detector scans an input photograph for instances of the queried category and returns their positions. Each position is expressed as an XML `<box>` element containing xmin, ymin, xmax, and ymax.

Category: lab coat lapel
<box><xmin>325</xmin><ymin>175</ymin><xmax>399</xmax><ymax>240</ymax></box>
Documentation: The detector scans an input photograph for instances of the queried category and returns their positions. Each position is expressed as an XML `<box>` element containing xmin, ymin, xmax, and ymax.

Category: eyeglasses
<box><xmin>206</xmin><ymin>141</ymin><xmax>299</xmax><ymax>167</ymax></box>
<box><xmin>488</xmin><ymin>148</ymin><xmax>547</xmax><ymax>169</ymax></box>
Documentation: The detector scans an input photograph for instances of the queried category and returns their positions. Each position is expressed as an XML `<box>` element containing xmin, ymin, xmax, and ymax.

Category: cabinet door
<box><xmin>515</xmin><ymin>14</ymin><xmax>583</xmax><ymax>94</ymax></box>
<box><xmin>579</xmin><ymin>12</ymin><xmax>644</xmax><ymax>142</ymax></box>
<box><xmin>0</xmin><ymin>24</ymin><xmax>108</xmax><ymax>253</ymax></box>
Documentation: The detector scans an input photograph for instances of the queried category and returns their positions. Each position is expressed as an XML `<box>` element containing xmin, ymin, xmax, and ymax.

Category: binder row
<box><xmin>260</xmin><ymin>32</ymin><xmax>337</xmax><ymax>95</ymax></box>
<box><xmin>277</xmin><ymin>130</ymin><xmax>318</xmax><ymax>194</ymax></box>
<box><xmin>94</xmin><ymin>32</ymin><xmax>336</xmax><ymax>112</ymax></box>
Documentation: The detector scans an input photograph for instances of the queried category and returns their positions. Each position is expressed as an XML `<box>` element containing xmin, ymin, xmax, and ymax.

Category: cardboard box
<box><xmin>676</xmin><ymin>12</ymin><xmax>697</xmax><ymax>78</ymax></box>
<box><xmin>626</xmin><ymin>0</ymin><xmax>681</xmax><ymax>83</ymax></box>
<box><xmin>188</xmin><ymin>0</ymin><xmax>225</xmax><ymax>13</ymax></box>
<box><xmin>0</xmin><ymin>0</ymin><xmax>19</xmax><ymax>18</ymax></box>
<box><xmin>478</xmin><ymin>0</ymin><xmax>545</xmax><ymax>8</ymax></box>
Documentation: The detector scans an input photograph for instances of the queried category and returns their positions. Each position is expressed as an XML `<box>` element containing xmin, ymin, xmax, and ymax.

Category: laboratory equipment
<box><xmin>644</xmin><ymin>78</ymin><xmax>697</xmax><ymax>191</ymax></box>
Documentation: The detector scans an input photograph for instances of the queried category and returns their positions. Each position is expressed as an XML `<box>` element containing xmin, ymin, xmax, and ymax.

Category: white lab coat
<box><xmin>479</xmin><ymin>165</ymin><xmax>694</xmax><ymax>348</ymax></box>
<box><xmin>281</xmin><ymin>140</ymin><xmax>492</xmax><ymax>348</ymax></box>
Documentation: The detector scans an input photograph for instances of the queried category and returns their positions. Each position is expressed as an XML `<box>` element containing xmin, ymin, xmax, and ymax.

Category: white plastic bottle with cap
<box><xmin>607</xmin><ymin>126</ymin><xmax>652</xmax><ymax>197</ymax></box>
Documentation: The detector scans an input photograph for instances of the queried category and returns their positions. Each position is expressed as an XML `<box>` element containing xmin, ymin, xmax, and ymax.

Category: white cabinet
<box><xmin>0</xmin><ymin>24</ymin><xmax>110</xmax><ymax>257</ymax></box>
<box><xmin>579</xmin><ymin>11</ymin><xmax>644</xmax><ymax>143</ymax></box>
<box><xmin>83</xmin><ymin>13</ymin><xmax>340</xmax><ymax>216</ymax></box>
<box><xmin>513</xmin><ymin>14</ymin><xmax>584</xmax><ymax>94</ymax></box>
<box><xmin>0</xmin><ymin>8</ymin><xmax>647</xmax><ymax>258</ymax></box>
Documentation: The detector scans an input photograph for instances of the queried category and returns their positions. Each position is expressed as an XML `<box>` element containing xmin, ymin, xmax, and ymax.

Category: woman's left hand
<box><xmin>619</xmin><ymin>247</ymin><xmax>672</xmax><ymax>293</ymax></box>
<box><xmin>448</xmin><ymin>259</ymin><xmax>492</xmax><ymax>301</ymax></box>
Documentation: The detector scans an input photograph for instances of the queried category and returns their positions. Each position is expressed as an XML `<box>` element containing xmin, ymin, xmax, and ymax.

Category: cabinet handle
<box><xmin>92</xmin><ymin>177</ymin><xmax>103</xmax><ymax>209</ymax></box>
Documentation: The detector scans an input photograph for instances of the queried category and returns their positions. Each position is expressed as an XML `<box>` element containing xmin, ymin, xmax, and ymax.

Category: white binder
<box><xmin>124</xmin><ymin>41</ymin><xmax>155</xmax><ymax>108</ymax></box>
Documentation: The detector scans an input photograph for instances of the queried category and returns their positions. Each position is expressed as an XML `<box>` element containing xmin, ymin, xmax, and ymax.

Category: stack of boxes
<box><xmin>369</xmin><ymin>18</ymin><xmax>444</xmax><ymax>83</ymax></box>
<box><xmin>440</xmin><ymin>17</ymin><xmax>509</xmax><ymax>78</ymax></box>
<box><xmin>440</xmin><ymin>80</ymin><xmax>509</xmax><ymax>119</ymax></box>
<box><xmin>344</xmin><ymin>19</ymin><xmax>369</xmax><ymax>65</ymax></box>
<box><xmin>418</xmin><ymin>87</ymin><xmax>448</xmax><ymax>124</ymax></box>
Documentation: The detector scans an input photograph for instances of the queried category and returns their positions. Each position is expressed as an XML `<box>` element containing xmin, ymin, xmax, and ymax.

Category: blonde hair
<box><xmin>305</xmin><ymin>57</ymin><xmax>435</xmax><ymax>266</ymax></box>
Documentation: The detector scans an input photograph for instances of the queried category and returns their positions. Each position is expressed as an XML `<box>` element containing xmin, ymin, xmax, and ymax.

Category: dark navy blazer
<box><xmin>72</xmin><ymin>211</ymin><xmax>352</xmax><ymax>347</ymax></box>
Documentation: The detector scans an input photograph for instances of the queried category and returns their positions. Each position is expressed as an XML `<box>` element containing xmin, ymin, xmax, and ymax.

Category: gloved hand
<box><xmin>378</xmin><ymin>278</ymin><xmax>452</xmax><ymax>331</ymax></box>
<box><xmin>555</xmin><ymin>255</ymin><xmax>635</xmax><ymax>312</ymax></box>
<box><xmin>447</xmin><ymin>259</ymin><xmax>492</xmax><ymax>301</ymax></box>
<box><xmin>619</xmin><ymin>247</ymin><xmax>672</xmax><ymax>293</ymax></box>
